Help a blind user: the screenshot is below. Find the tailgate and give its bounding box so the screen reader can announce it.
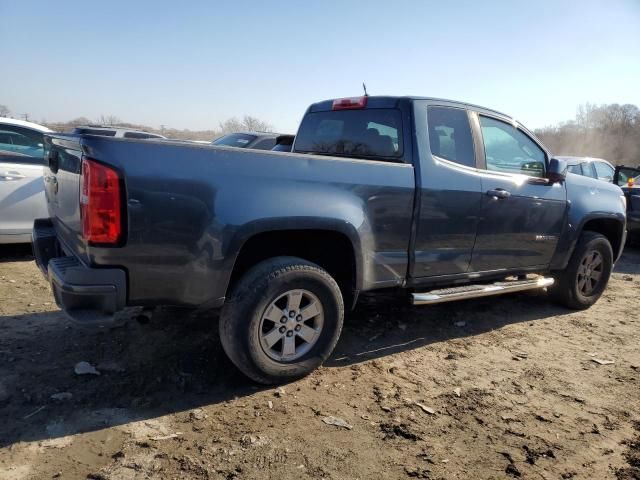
[42,134,88,262]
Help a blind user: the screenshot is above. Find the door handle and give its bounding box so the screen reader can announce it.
[486,188,511,199]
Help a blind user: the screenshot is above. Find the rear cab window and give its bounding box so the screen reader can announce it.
[251,138,277,150]
[212,133,257,148]
[294,107,403,161]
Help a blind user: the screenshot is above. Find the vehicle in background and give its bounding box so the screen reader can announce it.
[0,117,52,244]
[559,156,616,183]
[615,165,640,242]
[212,132,282,150]
[72,125,166,140]
[271,134,295,152]
[34,95,627,384]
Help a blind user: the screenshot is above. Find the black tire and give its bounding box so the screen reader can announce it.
[549,231,613,310]
[219,257,344,384]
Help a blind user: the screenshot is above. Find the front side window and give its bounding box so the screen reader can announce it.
[479,116,546,178]
[594,161,614,182]
[426,106,475,167]
[0,125,45,165]
[294,109,403,160]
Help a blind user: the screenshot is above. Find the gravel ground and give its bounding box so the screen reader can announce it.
[0,243,638,480]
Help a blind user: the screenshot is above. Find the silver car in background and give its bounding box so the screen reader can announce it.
[558,156,617,183]
[0,117,51,244]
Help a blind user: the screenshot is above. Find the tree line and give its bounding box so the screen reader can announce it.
[535,103,640,166]
[0,104,274,141]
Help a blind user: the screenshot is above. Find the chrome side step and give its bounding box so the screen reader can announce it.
[412,277,554,305]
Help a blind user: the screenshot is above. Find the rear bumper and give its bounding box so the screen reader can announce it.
[33,218,127,324]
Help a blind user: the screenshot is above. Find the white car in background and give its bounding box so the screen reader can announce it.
[0,117,52,244]
[558,156,617,183]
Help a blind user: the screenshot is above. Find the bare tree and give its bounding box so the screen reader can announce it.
[536,102,640,165]
[98,114,121,126]
[241,115,273,132]
[218,115,274,134]
[0,104,10,117]
[218,117,244,134]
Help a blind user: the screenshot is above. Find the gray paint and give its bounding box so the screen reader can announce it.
[41,96,627,310]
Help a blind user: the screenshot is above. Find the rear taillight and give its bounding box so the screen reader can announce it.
[80,157,122,245]
[332,96,367,110]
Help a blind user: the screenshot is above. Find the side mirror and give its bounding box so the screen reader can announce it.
[547,157,567,184]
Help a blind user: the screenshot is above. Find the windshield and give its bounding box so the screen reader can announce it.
[294,109,403,160]
[212,133,257,148]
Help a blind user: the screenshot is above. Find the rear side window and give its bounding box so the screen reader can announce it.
[212,133,257,148]
[568,164,582,175]
[568,162,596,178]
[594,161,614,182]
[479,116,546,178]
[294,109,403,160]
[0,125,45,165]
[426,106,475,167]
[581,162,597,178]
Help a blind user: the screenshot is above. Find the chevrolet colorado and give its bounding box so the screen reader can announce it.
[33,96,627,383]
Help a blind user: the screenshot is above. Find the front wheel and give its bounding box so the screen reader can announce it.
[549,231,613,310]
[219,257,344,384]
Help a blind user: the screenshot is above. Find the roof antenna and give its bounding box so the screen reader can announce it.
[362,82,368,97]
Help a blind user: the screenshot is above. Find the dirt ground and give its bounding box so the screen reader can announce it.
[0,244,638,480]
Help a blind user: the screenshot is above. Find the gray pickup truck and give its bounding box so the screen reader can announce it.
[33,95,627,383]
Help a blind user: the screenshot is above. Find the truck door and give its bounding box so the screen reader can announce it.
[470,114,567,271]
[411,103,483,277]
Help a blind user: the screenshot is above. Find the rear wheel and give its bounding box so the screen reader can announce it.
[219,257,344,384]
[549,231,613,310]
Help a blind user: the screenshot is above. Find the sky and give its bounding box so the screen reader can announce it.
[1,0,639,133]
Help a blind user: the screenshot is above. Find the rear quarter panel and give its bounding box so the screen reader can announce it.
[78,139,415,307]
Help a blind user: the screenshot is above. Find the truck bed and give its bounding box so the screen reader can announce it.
[42,134,415,308]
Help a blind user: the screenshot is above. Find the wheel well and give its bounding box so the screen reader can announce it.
[229,230,357,302]
[582,218,624,257]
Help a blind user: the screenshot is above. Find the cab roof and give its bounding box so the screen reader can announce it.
[308,96,511,119]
